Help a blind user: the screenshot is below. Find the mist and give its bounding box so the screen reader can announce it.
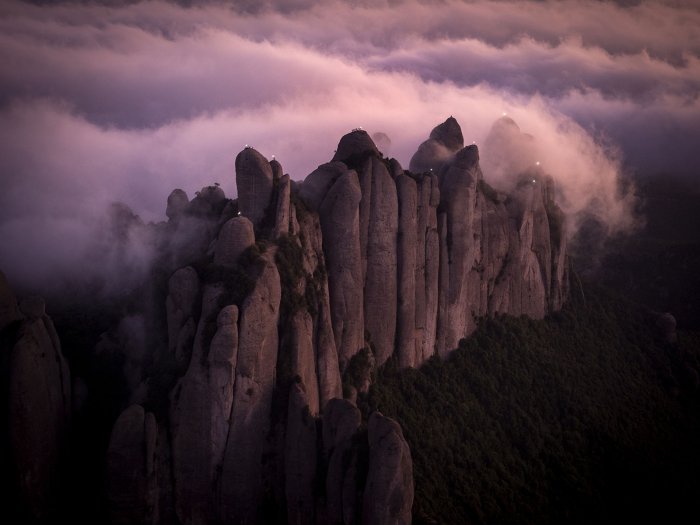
[1,0,696,293]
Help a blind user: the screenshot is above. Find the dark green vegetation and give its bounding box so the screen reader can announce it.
[588,175,700,330]
[369,285,700,525]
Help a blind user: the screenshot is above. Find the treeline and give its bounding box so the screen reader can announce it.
[369,285,700,524]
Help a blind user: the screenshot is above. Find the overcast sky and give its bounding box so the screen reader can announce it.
[1,0,698,291]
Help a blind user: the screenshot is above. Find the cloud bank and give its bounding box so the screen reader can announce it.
[0,0,697,292]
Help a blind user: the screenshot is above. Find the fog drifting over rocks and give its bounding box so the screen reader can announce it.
[1,0,697,293]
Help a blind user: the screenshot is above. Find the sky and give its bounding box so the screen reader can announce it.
[1,0,699,292]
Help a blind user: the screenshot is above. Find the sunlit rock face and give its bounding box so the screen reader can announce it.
[97,115,567,524]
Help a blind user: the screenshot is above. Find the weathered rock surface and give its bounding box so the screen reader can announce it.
[214,216,255,267]
[323,399,362,525]
[297,162,348,213]
[236,147,274,228]
[7,296,71,521]
[441,145,482,350]
[107,405,158,525]
[220,251,281,524]
[318,170,365,366]
[285,310,320,414]
[332,129,380,164]
[166,188,190,221]
[274,174,291,238]
[166,266,200,371]
[409,116,464,173]
[169,303,239,525]
[396,174,419,368]
[97,115,570,524]
[362,156,398,365]
[285,382,317,525]
[291,201,343,408]
[362,412,414,525]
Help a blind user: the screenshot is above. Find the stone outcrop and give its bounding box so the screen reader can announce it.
[166,188,190,221]
[166,267,200,372]
[274,174,291,238]
[2,278,71,522]
[236,147,274,228]
[98,114,569,525]
[362,412,414,525]
[284,382,317,525]
[220,251,281,524]
[168,302,239,525]
[107,405,158,525]
[409,116,464,173]
[318,169,365,366]
[214,216,255,267]
[323,399,362,525]
[361,156,398,365]
[396,174,419,368]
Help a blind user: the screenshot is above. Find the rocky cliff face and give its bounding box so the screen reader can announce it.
[0,272,71,522]
[4,115,567,523]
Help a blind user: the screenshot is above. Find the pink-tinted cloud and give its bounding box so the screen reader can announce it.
[0,0,695,292]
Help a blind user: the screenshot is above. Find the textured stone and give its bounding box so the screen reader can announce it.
[9,310,71,521]
[409,116,464,174]
[285,382,317,525]
[213,216,255,267]
[287,309,320,415]
[166,189,189,220]
[396,174,418,368]
[363,412,414,525]
[107,405,158,525]
[318,171,364,366]
[436,212,449,357]
[332,129,379,164]
[166,266,200,371]
[323,399,362,525]
[274,174,291,238]
[235,147,274,228]
[270,158,284,181]
[298,162,348,213]
[430,116,464,152]
[440,145,481,351]
[220,252,281,524]
[169,301,238,525]
[422,176,440,362]
[292,204,343,408]
[363,156,398,366]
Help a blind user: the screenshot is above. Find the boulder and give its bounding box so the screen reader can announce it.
[9,311,71,521]
[235,147,274,228]
[362,412,414,525]
[332,129,379,164]
[166,189,189,220]
[213,216,255,267]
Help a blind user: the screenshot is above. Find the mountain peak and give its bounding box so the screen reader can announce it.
[429,116,464,152]
[332,129,380,164]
